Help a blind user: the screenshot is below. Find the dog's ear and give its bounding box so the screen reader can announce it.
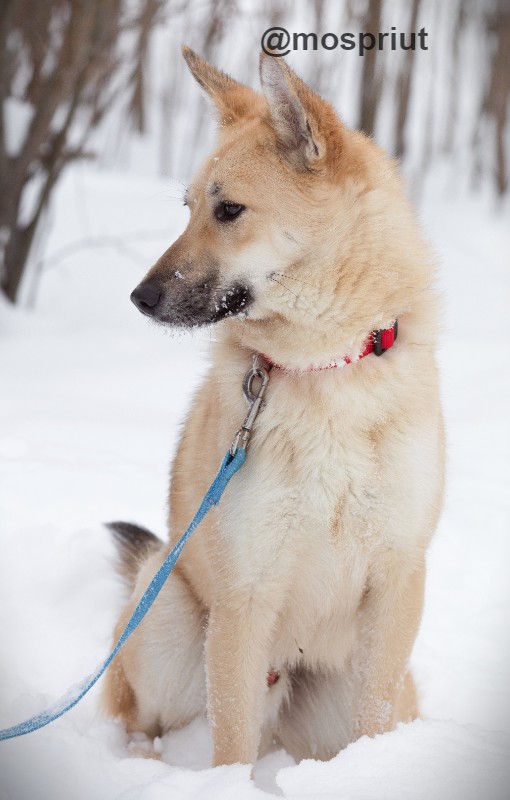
[182,46,260,126]
[259,54,327,169]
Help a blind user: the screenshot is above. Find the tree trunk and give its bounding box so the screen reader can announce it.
[358,0,383,136]
[394,0,421,159]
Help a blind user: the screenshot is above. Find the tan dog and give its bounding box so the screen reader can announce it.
[103,47,444,766]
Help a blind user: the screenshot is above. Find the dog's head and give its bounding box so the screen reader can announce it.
[132,48,433,366]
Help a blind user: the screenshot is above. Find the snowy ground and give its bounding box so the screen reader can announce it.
[0,162,509,799]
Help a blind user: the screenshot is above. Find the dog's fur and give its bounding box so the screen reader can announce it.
[103,48,444,766]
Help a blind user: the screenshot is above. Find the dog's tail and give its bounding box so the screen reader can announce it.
[106,521,162,588]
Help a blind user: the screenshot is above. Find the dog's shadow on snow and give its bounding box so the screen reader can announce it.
[127,716,296,795]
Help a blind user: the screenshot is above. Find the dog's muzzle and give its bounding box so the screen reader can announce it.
[130,275,253,327]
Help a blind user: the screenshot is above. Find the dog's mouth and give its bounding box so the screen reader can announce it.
[130,276,253,328]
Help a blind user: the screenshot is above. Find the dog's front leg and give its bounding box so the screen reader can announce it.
[206,592,280,766]
[353,559,425,740]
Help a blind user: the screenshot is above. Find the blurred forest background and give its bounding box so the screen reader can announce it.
[0,0,508,304]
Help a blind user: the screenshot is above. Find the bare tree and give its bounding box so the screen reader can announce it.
[393,0,421,159]
[478,0,510,195]
[129,0,167,134]
[0,0,162,304]
[443,0,466,153]
[357,0,383,136]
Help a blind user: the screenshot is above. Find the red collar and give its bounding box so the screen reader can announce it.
[262,320,398,372]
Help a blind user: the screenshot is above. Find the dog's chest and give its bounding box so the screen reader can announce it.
[219,390,379,668]
[257,378,382,535]
[221,378,381,602]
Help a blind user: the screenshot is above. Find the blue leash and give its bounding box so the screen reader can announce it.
[0,447,247,741]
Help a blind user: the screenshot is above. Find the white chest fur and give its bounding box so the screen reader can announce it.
[210,351,441,670]
[216,368,386,668]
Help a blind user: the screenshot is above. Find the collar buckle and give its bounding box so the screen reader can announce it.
[230,355,271,456]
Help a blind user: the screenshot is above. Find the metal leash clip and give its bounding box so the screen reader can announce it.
[230,354,271,456]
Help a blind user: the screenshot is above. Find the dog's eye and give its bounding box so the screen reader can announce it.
[215,202,245,222]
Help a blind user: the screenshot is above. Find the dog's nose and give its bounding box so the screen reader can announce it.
[130,281,161,315]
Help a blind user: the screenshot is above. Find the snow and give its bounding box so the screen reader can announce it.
[2,97,35,158]
[0,161,509,798]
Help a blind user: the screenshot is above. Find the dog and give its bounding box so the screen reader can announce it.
[102,46,444,767]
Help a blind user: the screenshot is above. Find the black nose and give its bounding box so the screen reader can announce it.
[130,281,161,315]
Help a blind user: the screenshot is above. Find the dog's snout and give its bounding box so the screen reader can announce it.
[130,281,161,315]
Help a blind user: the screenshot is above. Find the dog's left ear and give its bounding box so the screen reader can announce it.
[259,55,326,169]
[182,46,261,126]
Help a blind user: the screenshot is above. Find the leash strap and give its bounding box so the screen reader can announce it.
[0,447,247,741]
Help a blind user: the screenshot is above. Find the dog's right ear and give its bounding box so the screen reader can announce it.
[259,54,333,170]
[182,46,260,126]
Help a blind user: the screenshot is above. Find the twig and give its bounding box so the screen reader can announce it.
[27,229,171,308]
